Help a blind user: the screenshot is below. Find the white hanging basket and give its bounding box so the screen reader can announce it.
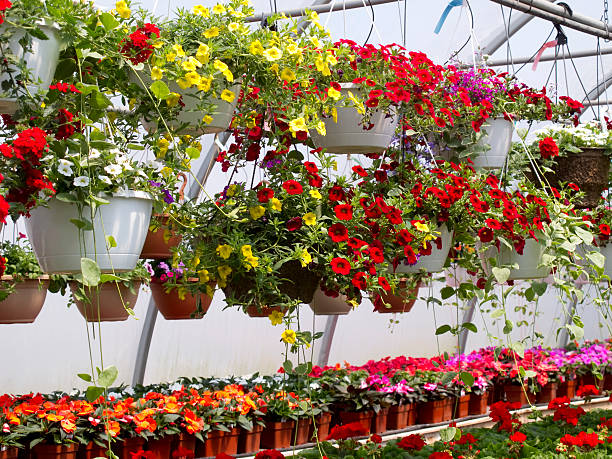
[309,287,352,315]
[470,117,514,169]
[131,72,239,136]
[481,239,549,280]
[0,24,61,114]
[25,191,152,273]
[392,225,453,274]
[310,83,398,154]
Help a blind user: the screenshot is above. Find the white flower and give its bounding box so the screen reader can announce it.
[104,164,122,176]
[73,176,90,187]
[122,162,134,171]
[88,149,101,159]
[58,163,73,177]
[99,175,112,185]
[144,159,163,171]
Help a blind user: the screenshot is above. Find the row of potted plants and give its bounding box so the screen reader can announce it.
[1,341,610,457]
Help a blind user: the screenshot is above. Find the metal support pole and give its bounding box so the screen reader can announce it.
[316,315,339,367]
[458,297,478,354]
[488,0,612,40]
[480,6,547,56]
[485,47,612,67]
[580,70,612,115]
[131,296,159,385]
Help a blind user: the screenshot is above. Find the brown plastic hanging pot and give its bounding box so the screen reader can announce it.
[0,275,49,324]
[151,279,214,320]
[377,280,420,314]
[70,281,141,322]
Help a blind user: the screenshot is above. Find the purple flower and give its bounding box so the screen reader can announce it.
[149,180,162,187]
[163,189,174,204]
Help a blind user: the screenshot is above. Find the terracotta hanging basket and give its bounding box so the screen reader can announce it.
[150,279,214,320]
[0,275,49,324]
[70,281,141,322]
[245,305,286,318]
[528,147,610,208]
[377,280,420,314]
[140,174,186,260]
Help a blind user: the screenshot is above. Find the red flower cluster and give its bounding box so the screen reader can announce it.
[489,401,522,433]
[560,431,603,449]
[538,136,559,159]
[0,0,11,24]
[576,384,600,398]
[120,23,160,64]
[253,451,285,459]
[326,422,369,440]
[397,433,426,451]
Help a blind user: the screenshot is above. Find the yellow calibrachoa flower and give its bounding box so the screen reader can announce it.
[300,249,312,267]
[268,310,284,326]
[249,40,264,55]
[181,57,201,72]
[249,205,265,219]
[218,265,232,279]
[216,244,233,259]
[281,329,297,344]
[303,213,316,226]
[285,42,300,55]
[309,189,322,199]
[228,22,240,32]
[226,184,237,196]
[263,47,282,62]
[270,198,282,211]
[184,71,201,86]
[115,0,130,18]
[198,269,210,283]
[327,87,341,100]
[157,138,170,157]
[310,36,321,49]
[213,60,229,72]
[196,44,210,63]
[289,117,307,133]
[347,91,365,115]
[315,121,326,136]
[315,57,330,76]
[212,3,226,14]
[241,245,253,257]
[280,68,296,82]
[176,78,190,90]
[197,76,212,92]
[150,66,163,80]
[413,221,430,233]
[244,255,259,270]
[172,44,186,58]
[166,92,181,107]
[222,69,234,82]
[332,106,338,123]
[220,89,235,103]
[203,26,220,38]
[165,52,177,62]
[192,5,210,16]
[202,115,213,124]
[326,52,338,65]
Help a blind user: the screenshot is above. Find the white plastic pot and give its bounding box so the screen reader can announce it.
[470,117,514,169]
[392,226,453,274]
[0,24,61,114]
[309,288,352,316]
[310,83,398,154]
[481,239,548,280]
[25,191,152,273]
[131,72,239,136]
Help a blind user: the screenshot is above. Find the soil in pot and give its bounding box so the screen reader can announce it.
[0,276,49,324]
[70,281,140,322]
[557,379,577,399]
[468,393,488,415]
[308,413,332,442]
[238,425,263,454]
[377,281,420,314]
[418,400,445,424]
[151,280,213,320]
[337,411,373,435]
[260,420,295,450]
[32,443,78,459]
[292,418,312,446]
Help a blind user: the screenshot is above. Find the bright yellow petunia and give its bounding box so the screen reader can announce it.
[326,52,338,65]
[216,244,233,259]
[192,5,210,16]
[309,189,322,199]
[220,89,235,103]
[212,4,226,14]
[263,47,282,62]
[166,92,181,107]
[150,66,163,80]
[303,213,316,226]
[315,121,326,136]
[198,269,210,283]
[218,265,232,279]
[241,245,253,257]
[197,76,212,92]
[327,87,341,100]
[228,22,240,32]
[281,329,297,344]
[226,184,237,196]
[244,255,259,270]
[280,68,296,82]
[268,310,284,326]
[202,115,213,124]
[213,60,229,73]
[176,78,190,90]
[270,198,282,211]
[196,44,210,64]
[184,71,201,86]
[249,40,264,56]
[115,1,130,18]
[289,117,307,133]
[300,249,312,267]
[249,205,265,219]
[165,52,177,62]
[203,27,220,38]
[222,69,234,82]
[172,44,186,57]
[285,42,300,55]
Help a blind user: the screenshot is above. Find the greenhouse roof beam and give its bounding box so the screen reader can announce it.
[480,6,546,56]
[489,0,612,40]
[246,0,402,23]
[485,46,612,67]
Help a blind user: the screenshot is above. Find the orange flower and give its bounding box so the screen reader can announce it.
[183,409,204,434]
[106,420,121,437]
[60,415,76,434]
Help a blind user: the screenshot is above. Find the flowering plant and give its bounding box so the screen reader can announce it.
[532,123,612,159]
[0,238,44,300]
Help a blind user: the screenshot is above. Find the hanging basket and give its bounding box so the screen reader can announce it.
[309,287,352,315]
[70,281,141,322]
[481,239,549,280]
[245,304,286,318]
[377,280,420,314]
[391,225,453,273]
[26,191,152,273]
[131,71,240,136]
[529,147,610,208]
[150,279,213,320]
[0,24,61,114]
[0,275,49,324]
[470,117,514,169]
[310,83,398,154]
[223,260,321,306]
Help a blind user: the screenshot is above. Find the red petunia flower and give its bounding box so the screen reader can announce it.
[282,180,303,195]
[509,431,526,443]
[254,450,285,459]
[352,165,368,177]
[576,384,599,398]
[377,276,391,291]
[303,161,318,174]
[328,185,345,201]
[538,136,559,159]
[478,227,494,243]
[328,223,349,242]
[257,187,274,203]
[330,257,351,275]
[334,204,353,221]
[351,271,368,290]
[396,434,426,451]
[286,217,302,231]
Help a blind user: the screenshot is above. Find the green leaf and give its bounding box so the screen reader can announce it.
[76,82,99,95]
[503,319,513,334]
[106,235,117,249]
[85,386,105,402]
[81,258,101,287]
[99,274,121,283]
[186,146,201,160]
[510,341,525,358]
[440,286,455,300]
[524,287,535,302]
[56,192,78,203]
[98,366,118,388]
[282,359,293,373]
[150,80,170,100]
[439,426,457,442]
[492,267,511,284]
[490,309,505,319]
[524,370,537,379]
[77,373,92,382]
[435,324,451,335]
[462,322,477,333]
[460,371,475,387]
[575,227,594,245]
[586,251,605,269]
[532,282,547,296]
[92,91,111,110]
[100,12,120,30]
[70,218,94,231]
